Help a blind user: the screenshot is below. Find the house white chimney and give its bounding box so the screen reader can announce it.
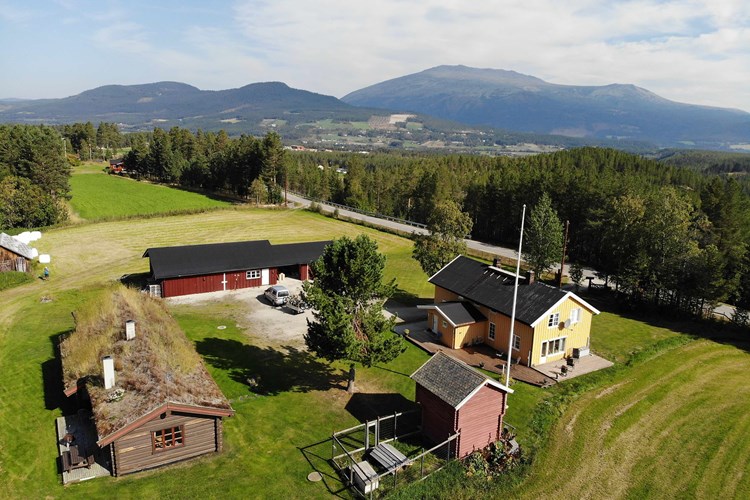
[102,356,116,389]
[125,320,136,341]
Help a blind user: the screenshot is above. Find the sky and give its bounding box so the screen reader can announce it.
[2,0,750,112]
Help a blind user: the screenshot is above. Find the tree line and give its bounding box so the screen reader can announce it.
[0,124,70,229]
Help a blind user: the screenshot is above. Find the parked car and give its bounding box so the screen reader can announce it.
[264,285,289,306]
[285,294,309,314]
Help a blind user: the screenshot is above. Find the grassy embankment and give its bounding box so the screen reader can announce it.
[1,169,747,498]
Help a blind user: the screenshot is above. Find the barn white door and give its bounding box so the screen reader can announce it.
[261,268,270,286]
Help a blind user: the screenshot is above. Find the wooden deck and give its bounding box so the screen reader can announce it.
[56,411,111,485]
[400,323,555,387]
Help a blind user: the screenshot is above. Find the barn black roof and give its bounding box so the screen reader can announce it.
[411,352,511,409]
[143,240,330,280]
[429,255,571,326]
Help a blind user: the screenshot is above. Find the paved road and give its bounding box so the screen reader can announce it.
[286,192,738,318]
[285,192,596,281]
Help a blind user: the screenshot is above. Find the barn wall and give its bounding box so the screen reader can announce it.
[0,247,28,272]
[456,385,506,458]
[416,384,457,447]
[112,411,220,475]
[161,270,269,298]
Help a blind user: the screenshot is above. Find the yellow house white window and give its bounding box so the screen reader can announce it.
[548,312,560,328]
[571,308,581,324]
[541,336,566,357]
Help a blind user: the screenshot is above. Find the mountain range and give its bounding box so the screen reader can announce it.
[343,65,750,149]
[2,65,750,150]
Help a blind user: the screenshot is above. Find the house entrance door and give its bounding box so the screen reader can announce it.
[432,314,438,333]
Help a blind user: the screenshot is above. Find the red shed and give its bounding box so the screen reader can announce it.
[143,240,329,298]
[411,352,512,458]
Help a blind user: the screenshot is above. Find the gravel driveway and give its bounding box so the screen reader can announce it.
[166,278,313,348]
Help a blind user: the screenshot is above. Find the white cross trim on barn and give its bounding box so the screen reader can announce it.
[221,273,227,291]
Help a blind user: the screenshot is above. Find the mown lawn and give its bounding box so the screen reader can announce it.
[68,173,230,220]
[2,177,748,499]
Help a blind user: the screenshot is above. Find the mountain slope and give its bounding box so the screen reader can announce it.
[343,65,750,147]
[0,81,370,131]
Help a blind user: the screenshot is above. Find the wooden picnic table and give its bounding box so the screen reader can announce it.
[369,443,409,473]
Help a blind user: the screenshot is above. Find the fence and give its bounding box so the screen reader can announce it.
[331,410,459,498]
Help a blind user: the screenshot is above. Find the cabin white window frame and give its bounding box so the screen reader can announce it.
[488,322,496,341]
[512,334,521,351]
[246,269,261,280]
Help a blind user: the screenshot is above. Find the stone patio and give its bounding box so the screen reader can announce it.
[532,353,614,381]
[56,411,111,485]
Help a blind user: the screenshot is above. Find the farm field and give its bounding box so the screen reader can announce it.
[68,172,230,220]
[1,173,748,498]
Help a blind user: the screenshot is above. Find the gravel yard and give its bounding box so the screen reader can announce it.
[166,278,312,348]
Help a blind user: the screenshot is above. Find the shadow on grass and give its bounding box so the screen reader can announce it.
[298,438,350,498]
[390,289,432,308]
[345,393,419,423]
[119,272,150,289]
[195,337,345,395]
[43,332,78,414]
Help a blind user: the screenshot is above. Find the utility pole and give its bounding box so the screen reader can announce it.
[559,220,570,288]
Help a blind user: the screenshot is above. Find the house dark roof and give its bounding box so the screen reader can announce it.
[0,233,34,260]
[143,240,330,280]
[411,352,510,409]
[429,255,572,326]
[434,302,486,326]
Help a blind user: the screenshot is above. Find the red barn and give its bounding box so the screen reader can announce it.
[411,351,512,458]
[143,240,329,298]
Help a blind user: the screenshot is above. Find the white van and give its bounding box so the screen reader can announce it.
[264,285,289,306]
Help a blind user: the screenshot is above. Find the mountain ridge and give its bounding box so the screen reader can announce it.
[342,65,750,147]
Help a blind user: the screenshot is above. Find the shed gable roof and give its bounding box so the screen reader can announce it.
[143,240,330,280]
[411,352,511,409]
[418,301,486,327]
[429,255,597,325]
[0,233,34,260]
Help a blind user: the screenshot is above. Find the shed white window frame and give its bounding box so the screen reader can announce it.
[246,269,261,280]
[548,312,560,328]
[512,334,521,351]
[488,322,496,340]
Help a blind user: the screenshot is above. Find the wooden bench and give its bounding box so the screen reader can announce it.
[369,443,409,473]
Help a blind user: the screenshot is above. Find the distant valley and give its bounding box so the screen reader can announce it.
[3,66,750,151]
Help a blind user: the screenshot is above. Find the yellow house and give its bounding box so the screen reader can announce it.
[419,255,599,367]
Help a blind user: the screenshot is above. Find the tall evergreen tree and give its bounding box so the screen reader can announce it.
[412,200,473,276]
[524,192,564,278]
[303,235,404,392]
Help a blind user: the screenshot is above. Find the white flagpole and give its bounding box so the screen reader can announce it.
[505,204,526,388]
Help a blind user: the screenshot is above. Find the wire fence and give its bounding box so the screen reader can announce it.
[331,410,459,498]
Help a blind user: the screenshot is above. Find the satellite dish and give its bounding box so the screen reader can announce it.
[563,319,572,329]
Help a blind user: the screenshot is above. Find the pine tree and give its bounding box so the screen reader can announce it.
[303,235,404,392]
[413,200,473,276]
[524,192,564,278]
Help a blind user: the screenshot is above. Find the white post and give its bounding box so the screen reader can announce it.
[125,320,136,340]
[505,204,526,388]
[102,356,116,389]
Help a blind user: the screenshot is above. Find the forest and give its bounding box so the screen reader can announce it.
[3,123,750,320]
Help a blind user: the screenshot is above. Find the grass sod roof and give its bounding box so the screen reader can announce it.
[59,285,232,440]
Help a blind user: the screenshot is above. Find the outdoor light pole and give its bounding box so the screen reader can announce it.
[505,204,526,388]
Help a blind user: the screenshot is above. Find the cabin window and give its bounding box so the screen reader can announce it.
[548,312,560,328]
[571,308,581,324]
[246,269,261,280]
[488,322,496,340]
[512,334,521,351]
[152,425,184,452]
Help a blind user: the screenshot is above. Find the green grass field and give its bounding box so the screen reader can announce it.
[1,175,748,499]
[68,173,230,220]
